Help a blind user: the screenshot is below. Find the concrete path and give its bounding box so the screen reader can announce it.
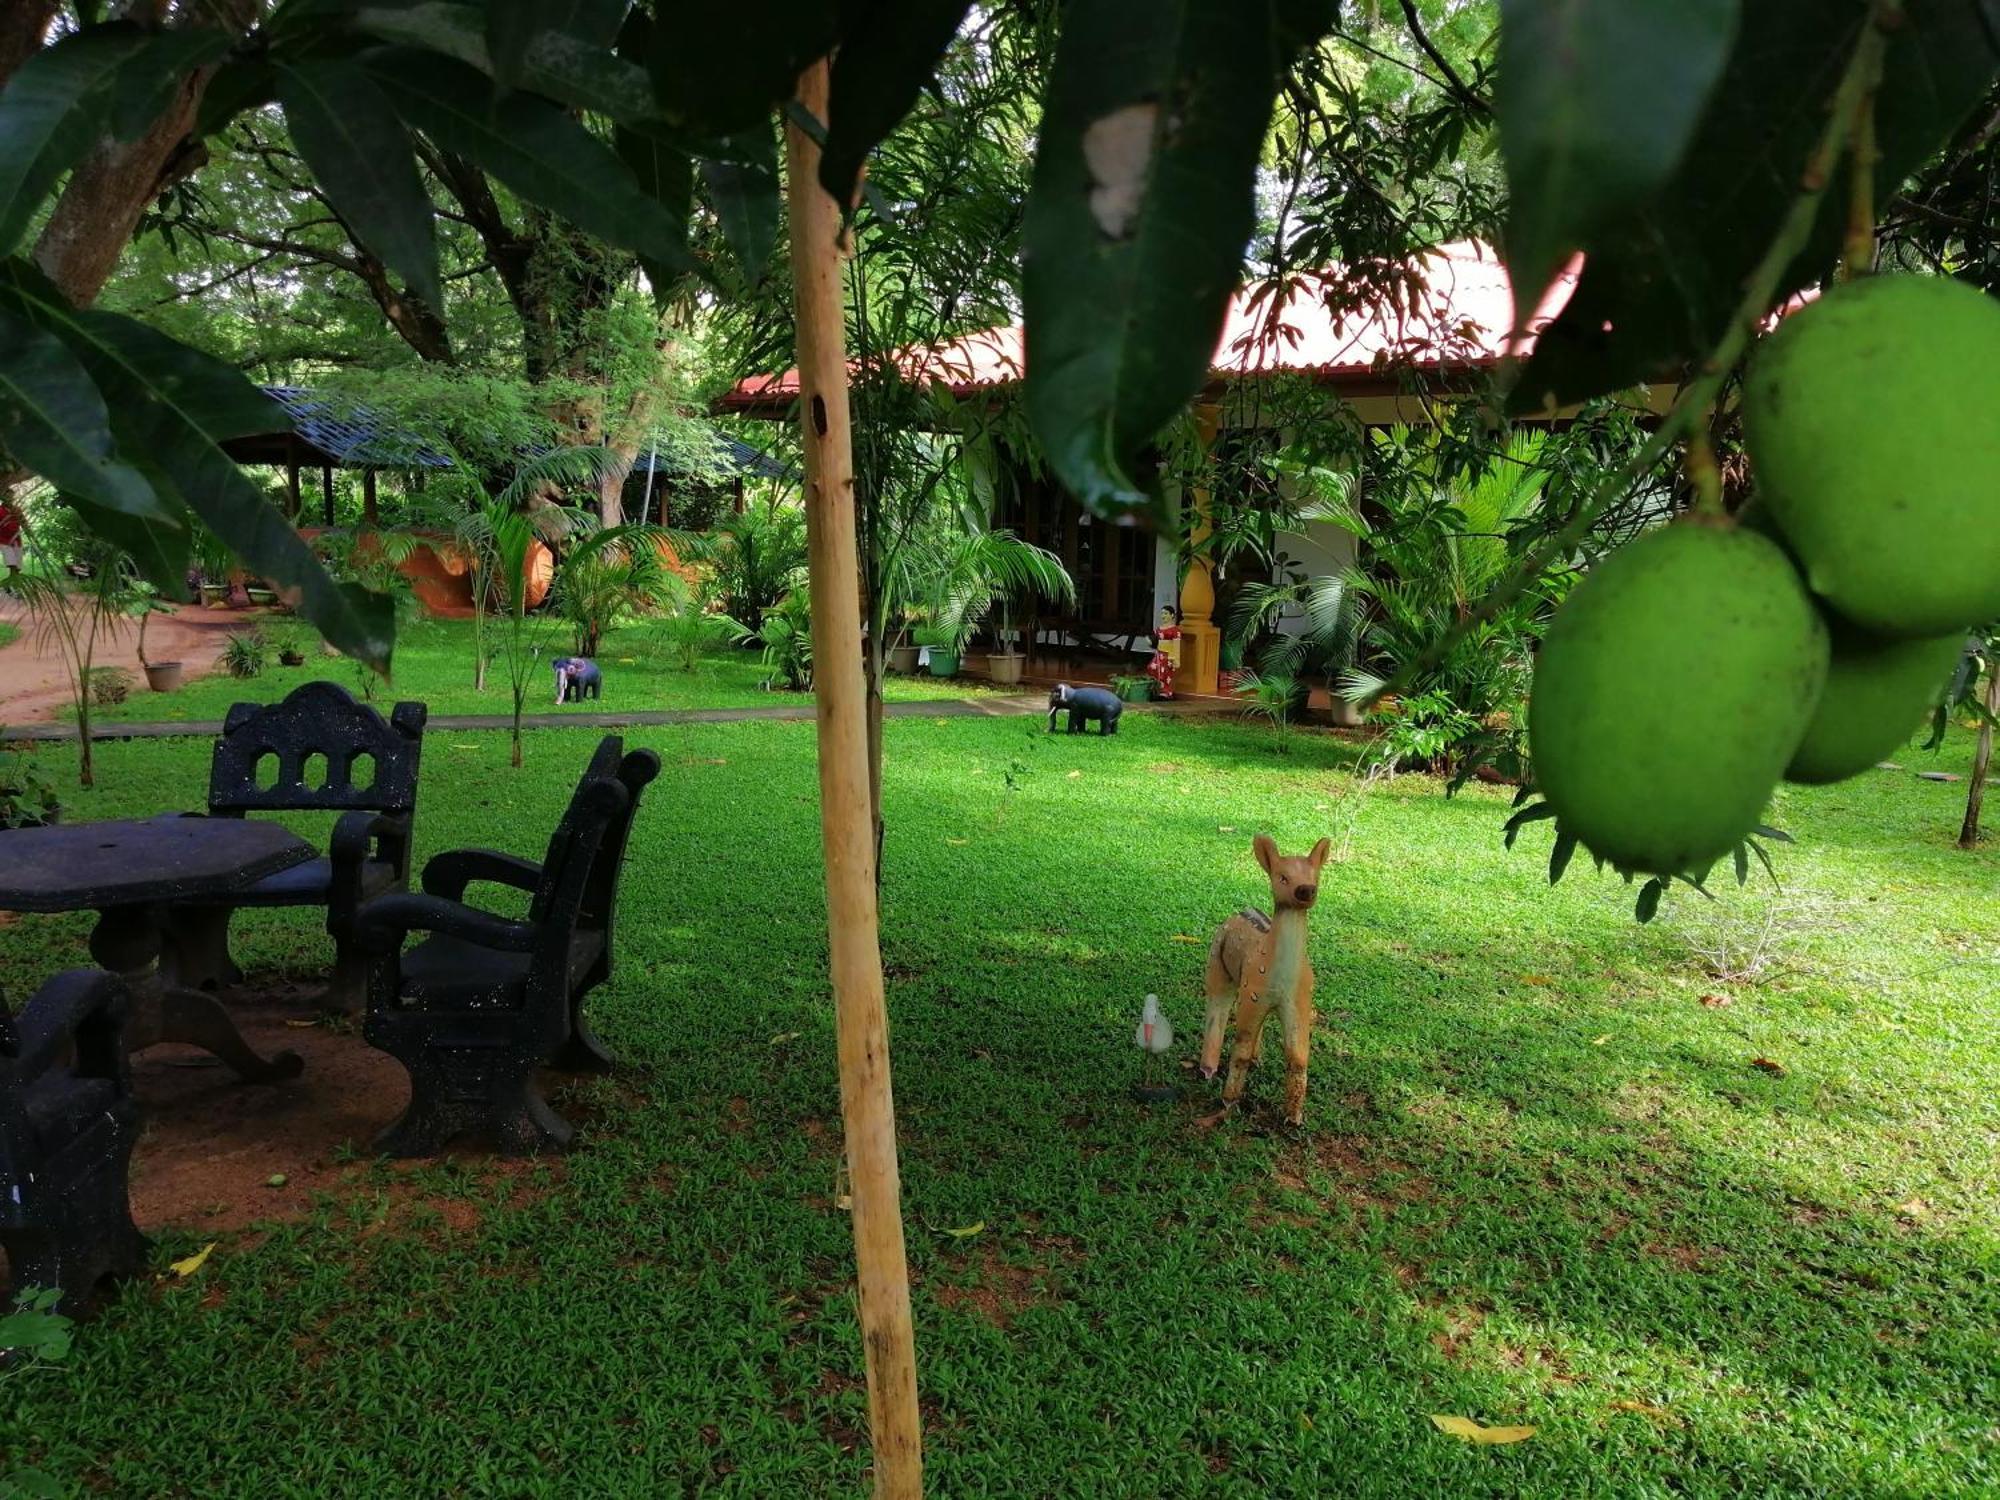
[2,691,1234,743]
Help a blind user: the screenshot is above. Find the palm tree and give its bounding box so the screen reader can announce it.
[918,524,1075,659]
[2,534,137,788]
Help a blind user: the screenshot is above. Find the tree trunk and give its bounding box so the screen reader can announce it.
[33,3,258,307]
[785,60,924,1500]
[1960,659,1997,848]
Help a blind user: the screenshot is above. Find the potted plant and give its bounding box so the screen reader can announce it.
[1112,673,1155,703]
[0,749,60,829]
[912,624,958,677]
[269,622,309,667]
[127,582,183,692]
[885,629,921,675]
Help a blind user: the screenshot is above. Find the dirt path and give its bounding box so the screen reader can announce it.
[0,597,253,726]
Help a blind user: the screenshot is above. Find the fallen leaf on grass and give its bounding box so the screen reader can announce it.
[1519,974,1553,987]
[450,743,482,750]
[1609,1400,1677,1423]
[1699,994,1732,1008]
[1749,1057,1787,1077]
[934,1221,985,1239]
[1429,1415,1535,1444]
[945,837,969,846]
[768,1031,801,1047]
[265,1174,288,1188]
[1894,1197,1931,1221]
[1171,934,1205,944]
[1591,1035,1612,1046]
[169,1243,217,1278]
[1217,825,1236,834]
[1066,770,1083,780]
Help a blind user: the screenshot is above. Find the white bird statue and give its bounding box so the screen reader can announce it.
[1134,993,1174,1054]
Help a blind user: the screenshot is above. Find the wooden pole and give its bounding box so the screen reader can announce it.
[784,59,924,1498]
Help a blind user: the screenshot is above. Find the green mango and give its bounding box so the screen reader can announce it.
[1745,276,2000,638]
[1785,622,1965,784]
[1529,523,1828,875]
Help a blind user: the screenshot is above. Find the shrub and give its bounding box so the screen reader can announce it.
[85,665,132,705]
[222,629,267,679]
[0,749,60,829]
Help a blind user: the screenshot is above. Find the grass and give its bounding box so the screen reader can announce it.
[87,615,1008,722]
[2,714,1996,1496]
[0,622,18,652]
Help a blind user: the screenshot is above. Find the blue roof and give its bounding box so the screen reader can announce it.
[255,387,793,482]
[260,386,453,469]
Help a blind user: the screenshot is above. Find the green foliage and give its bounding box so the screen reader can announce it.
[274,59,443,318]
[1234,666,1302,752]
[678,505,808,630]
[0,749,60,830]
[1514,0,2000,410]
[221,629,267,680]
[914,525,1073,658]
[1497,0,1739,329]
[83,664,131,705]
[1,1285,72,1500]
[653,592,752,673]
[552,524,685,658]
[757,586,814,692]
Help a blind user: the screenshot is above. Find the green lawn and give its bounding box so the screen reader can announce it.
[89,615,1009,722]
[0,621,18,652]
[3,715,1996,1496]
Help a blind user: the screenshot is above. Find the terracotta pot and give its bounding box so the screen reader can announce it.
[887,644,920,675]
[143,661,185,692]
[983,651,1025,686]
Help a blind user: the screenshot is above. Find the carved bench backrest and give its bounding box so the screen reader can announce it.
[523,739,633,991]
[208,681,427,818]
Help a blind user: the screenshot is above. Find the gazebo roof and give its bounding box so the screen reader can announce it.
[222,387,794,481]
[719,241,1580,416]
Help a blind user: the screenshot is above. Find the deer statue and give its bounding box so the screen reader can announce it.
[1199,834,1329,1126]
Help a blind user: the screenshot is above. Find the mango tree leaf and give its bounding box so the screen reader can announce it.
[64,490,191,593]
[487,0,626,90]
[1429,1415,1537,1445]
[105,28,231,141]
[0,25,153,254]
[615,125,694,297]
[647,1,836,136]
[278,60,444,317]
[0,307,164,518]
[367,50,694,276]
[195,59,277,138]
[1497,0,1738,333]
[359,2,664,122]
[1517,0,2000,411]
[0,262,395,670]
[700,130,781,286]
[1022,0,1336,518]
[818,0,974,211]
[167,1242,217,1278]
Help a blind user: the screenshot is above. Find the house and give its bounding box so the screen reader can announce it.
[721,242,1632,693]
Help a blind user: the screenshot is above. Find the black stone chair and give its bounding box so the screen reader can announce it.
[0,970,145,1312]
[356,737,661,1157]
[162,681,426,1011]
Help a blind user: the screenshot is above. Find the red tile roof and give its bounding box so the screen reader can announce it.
[719,241,1579,414]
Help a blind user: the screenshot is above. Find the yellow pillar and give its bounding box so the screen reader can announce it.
[1176,404,1223,696]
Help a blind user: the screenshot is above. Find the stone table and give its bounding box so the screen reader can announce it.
[0,816,314,1081]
